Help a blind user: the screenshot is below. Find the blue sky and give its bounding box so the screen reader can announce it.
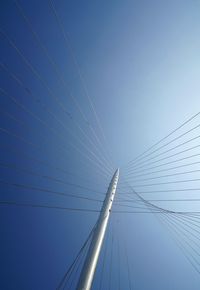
[1,0,200,289]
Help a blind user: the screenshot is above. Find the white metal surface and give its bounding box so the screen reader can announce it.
[76,168,119,290]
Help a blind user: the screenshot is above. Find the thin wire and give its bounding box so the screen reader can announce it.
[126,168,200,183]
[113,204,156,211]
[125,177,200,188]
[169,214,200,239]
[0,87,112,176]
[117,188,200,195]
[0,121,111,178]
[0,156,106,188]
[0,54,111,171]
[126,135,200,172]
[0,142,110,183]
[126,121,200,169]
[0,108,110,181]
[158,214,200,275]
[120,175,171,214]
[163,214,200,262]
[65,234,91,290]
[125,111,200,167]
[0,179,105,200]
[113,210,200,214]
[125,243,132,290]
[56,222,96,290]
[125,160,200,179]
[116,198,200,203]
[170,218,200,251]
[0,162,105,196]
[178,214,200,223]
[120,175,200,275]
[0,200,100,213]
[124,151,200,176]
[0,30,113,175]
[173,216,200,244]
[47,0,114,167]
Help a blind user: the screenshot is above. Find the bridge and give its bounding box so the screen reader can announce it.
[1,1,200,290]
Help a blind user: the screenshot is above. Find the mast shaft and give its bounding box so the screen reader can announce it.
[76,168,119,290]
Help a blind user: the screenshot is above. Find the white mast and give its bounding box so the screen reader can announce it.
[76,168,119,290]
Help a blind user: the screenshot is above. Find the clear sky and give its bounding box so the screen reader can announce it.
[1,0,200,289]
